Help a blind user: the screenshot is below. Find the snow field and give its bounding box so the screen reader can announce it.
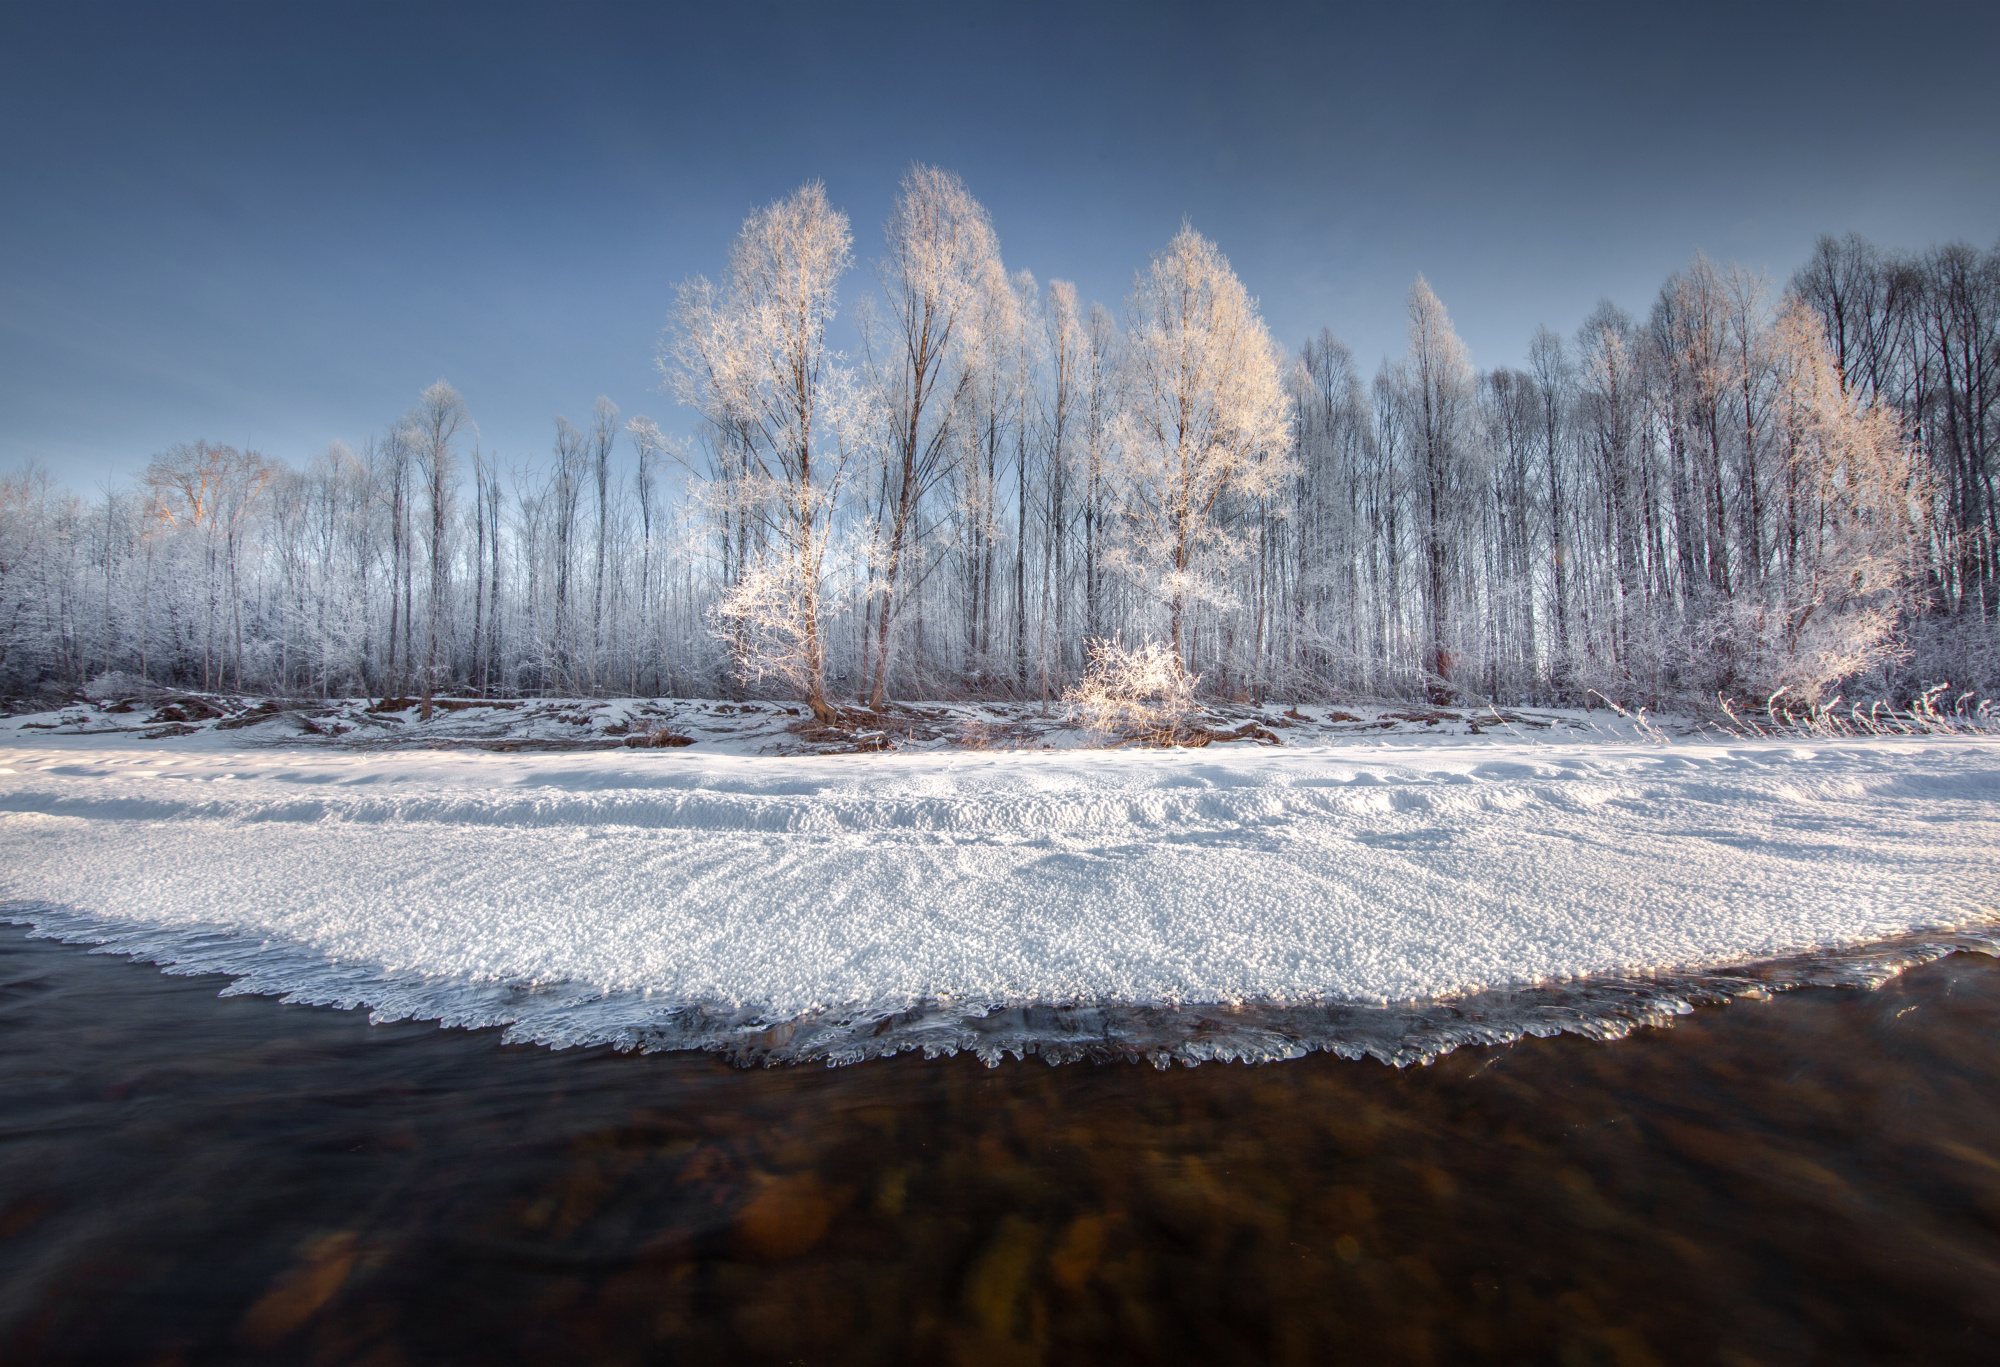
[1,732,1994,1060]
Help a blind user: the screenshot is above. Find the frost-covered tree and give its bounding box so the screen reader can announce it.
[1529,324,1575,691]
[950,257,1029,684]
[1108,225,1290,663]
[666,182,859,722]
[1038,278,1087,695]
[587,395,618,690]
[1734,298,1929,701]
[1572,299,1652,696]
[3,191,1990,716]
[142,441,271,692]
[861,165,997,709]
[410,380,465,717]
[1392,277,1479,697]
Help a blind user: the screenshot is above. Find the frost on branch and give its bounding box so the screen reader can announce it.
[1064,637,1283,747]
[666,182,858,724]
[710,546,851,714]
[1109,226,1292,661]
[1063,637,1204,746]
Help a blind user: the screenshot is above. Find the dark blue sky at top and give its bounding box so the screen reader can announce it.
[4,0,1997,487]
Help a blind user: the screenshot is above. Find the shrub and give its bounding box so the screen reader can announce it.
[1063,638,1203,746]
[83,671,157,701]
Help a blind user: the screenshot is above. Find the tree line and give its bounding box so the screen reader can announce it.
[3,168,1994,712]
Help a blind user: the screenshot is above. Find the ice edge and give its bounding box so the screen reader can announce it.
[7,900,1996,1071]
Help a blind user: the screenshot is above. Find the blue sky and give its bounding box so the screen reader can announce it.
[4,0,1997,486]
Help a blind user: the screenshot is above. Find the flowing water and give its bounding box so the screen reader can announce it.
[4,925,2000,1365]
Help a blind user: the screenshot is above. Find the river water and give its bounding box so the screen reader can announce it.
[3,926,1998,1365]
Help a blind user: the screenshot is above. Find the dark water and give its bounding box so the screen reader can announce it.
[3,929,1999,1366]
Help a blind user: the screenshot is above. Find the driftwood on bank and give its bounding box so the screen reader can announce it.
[1112,720,1283,748]
[367,697,521,714]
[623,730,695,748]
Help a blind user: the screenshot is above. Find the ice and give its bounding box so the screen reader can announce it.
[1,730,1994,1066]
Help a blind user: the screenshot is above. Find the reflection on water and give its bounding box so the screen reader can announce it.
[3,928,1999,1365]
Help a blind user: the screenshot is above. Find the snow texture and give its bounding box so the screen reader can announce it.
[2,724,1995,1066]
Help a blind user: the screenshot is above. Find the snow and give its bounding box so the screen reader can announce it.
[1,717,1994,1065]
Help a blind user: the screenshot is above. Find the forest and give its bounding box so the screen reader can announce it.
[2,168,1995,716]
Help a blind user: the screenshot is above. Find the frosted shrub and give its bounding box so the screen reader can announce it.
[1064,638,1202,746]
[83,671,155,701]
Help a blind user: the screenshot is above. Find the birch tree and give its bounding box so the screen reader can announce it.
[863,165,996,709]
[1109,225,1290,663]
[667,181,858,722]
[411,380,466,717]
[1395,276,1478,698]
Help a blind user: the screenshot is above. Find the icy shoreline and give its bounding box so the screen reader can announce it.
[6,905,1998,1068]
[2,729,1994,1066]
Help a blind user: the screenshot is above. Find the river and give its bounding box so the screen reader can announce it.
[3,926,1997,1364]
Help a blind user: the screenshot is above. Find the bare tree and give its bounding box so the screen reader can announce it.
[1392,278,1479,698]
[410,380,467,718]
[1040,278,1085,696]
[549,415,586,690]
[1528,325,1574,695]
[143,441,271,692]
[627,414,668,694]
[589,396,617,688]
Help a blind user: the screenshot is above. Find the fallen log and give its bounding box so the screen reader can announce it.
[624,730,695,748]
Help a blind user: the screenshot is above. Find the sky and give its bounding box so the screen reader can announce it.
[4,0,1998,488]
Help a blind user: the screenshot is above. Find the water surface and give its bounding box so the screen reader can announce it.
[3,927,1998,1365]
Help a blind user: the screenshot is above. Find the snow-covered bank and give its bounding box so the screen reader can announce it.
[2,732,1995,1065]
